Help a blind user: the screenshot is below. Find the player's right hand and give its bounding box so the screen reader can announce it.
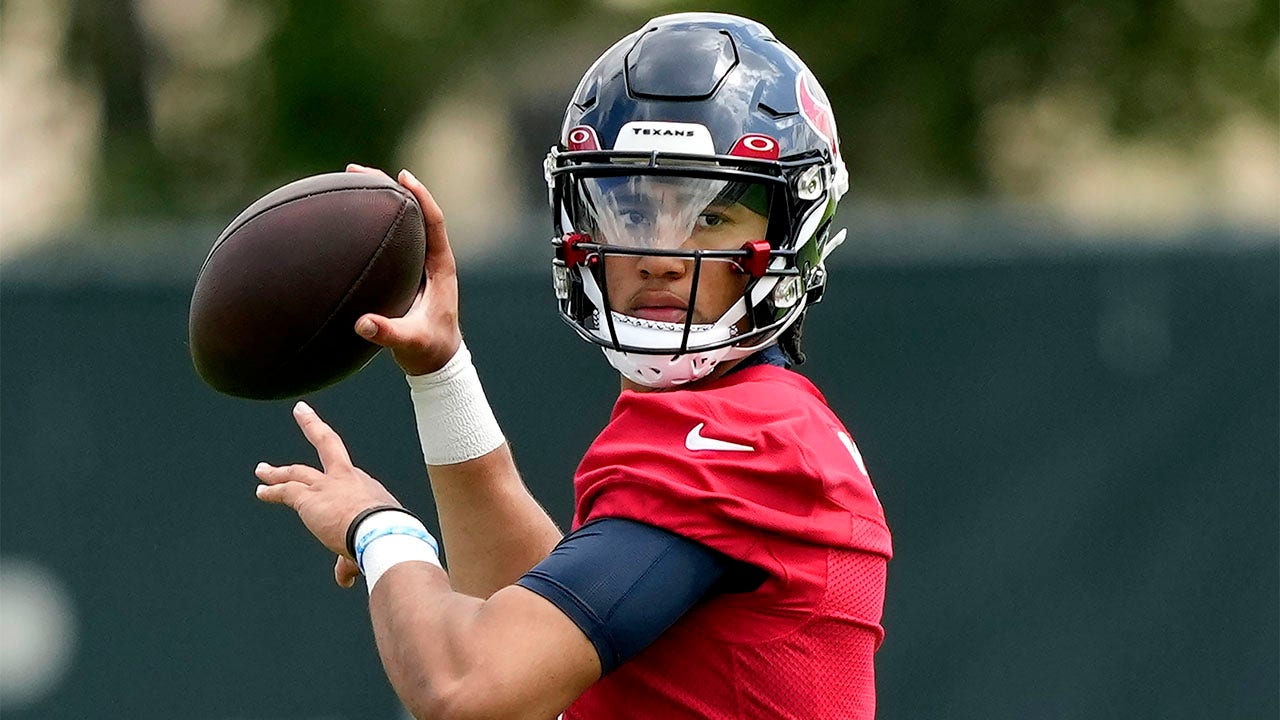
[255,401,402,560]
[345,164,463,376]
[334,553,360,589]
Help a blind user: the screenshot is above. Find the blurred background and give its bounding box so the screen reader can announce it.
[1,0,1276,718]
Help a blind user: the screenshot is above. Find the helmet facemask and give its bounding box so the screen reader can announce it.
[550,155,826,387]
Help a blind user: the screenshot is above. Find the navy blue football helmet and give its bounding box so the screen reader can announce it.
[546,12,848,387]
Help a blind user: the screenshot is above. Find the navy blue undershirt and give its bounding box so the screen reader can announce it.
[731,343,790,373]
[516,518,765,674]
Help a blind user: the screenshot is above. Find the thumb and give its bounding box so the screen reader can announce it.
[354,314,411,348]
[335,554,361,588]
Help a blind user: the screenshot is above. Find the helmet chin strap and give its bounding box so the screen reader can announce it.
[601,303,806,388]
[600,313,737,387]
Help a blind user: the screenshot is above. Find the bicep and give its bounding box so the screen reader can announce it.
[468,585,603,717]
[516,518,765,674]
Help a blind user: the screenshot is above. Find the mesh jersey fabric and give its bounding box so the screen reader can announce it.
[564,364,892,719]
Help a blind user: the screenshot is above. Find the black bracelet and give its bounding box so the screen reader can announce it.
[344,505,419,560]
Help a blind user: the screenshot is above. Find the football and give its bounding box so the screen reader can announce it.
[189,172,425,400]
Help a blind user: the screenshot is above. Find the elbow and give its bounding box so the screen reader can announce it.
[393,672,459,720]
[404,691,456,720]
[402,681,461,720]
[404,678,521,720]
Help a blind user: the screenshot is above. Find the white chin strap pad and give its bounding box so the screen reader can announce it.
[598,312,743,388]
[602,347,724,387]
[579,267,751,388]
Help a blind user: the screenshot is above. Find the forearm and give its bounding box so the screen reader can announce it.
[427,444,562,598]
[407,341,563,597]
[369,564,482,718]
[369,564,595,720]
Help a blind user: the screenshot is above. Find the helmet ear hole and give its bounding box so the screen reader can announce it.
[795,166,825,201]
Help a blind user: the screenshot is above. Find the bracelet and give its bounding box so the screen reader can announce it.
[406,341,505,465]
[345,504,407,560]
[351,508,443,594]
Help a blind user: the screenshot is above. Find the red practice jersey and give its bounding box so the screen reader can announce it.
[564,364,892,719]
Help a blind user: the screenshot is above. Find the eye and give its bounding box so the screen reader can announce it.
[696,212,728,229]
[620,209,650,228]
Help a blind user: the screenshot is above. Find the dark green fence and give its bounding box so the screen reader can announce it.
[2,243,1276,718]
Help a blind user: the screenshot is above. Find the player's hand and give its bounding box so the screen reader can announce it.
[255,401,402,562]
[345,164,463,376]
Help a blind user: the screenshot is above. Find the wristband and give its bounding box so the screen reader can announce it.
[345,504,406,560]
[355,525,439,568]
[406,341,505,465]
[351,507,442,594]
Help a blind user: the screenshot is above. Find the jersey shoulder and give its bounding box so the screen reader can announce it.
[574,365,890,559]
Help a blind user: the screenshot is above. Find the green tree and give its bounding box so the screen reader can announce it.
[63,0,1278,216]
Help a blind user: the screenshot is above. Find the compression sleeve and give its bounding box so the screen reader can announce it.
[515,517,762,674]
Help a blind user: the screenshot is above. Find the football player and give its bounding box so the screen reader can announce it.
[255,12,891,719]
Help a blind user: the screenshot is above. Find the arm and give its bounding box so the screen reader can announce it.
[424,444,563,598]
[257,403,598,719]
[371,569,599,720]
[256,406,751,717]
[370,518,754,717]
[344,166,561,597]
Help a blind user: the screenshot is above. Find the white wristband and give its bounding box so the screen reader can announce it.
[353,509,442,595]
[407,341,505,465]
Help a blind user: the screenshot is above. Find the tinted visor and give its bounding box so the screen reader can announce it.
[572,175,770,251]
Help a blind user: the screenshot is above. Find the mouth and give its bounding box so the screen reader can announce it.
[629,291,690,323]
[631,306,688,323]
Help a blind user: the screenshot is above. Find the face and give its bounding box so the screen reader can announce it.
[602,205,765,326]
[582,176,770,326]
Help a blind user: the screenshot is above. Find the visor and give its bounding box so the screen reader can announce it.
[572,175,771,251]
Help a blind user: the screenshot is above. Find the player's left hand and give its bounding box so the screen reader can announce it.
[255,402,402,573]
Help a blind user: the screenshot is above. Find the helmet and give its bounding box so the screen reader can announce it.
[546,12,848,387]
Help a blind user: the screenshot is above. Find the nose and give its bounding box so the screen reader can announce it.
[636,252,686,279]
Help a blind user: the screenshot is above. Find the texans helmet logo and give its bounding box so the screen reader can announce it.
[797,72,839,162]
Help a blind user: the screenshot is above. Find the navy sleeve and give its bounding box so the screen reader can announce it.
[515,517,764,674]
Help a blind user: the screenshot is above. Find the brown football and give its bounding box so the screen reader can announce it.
[189,172,425,400]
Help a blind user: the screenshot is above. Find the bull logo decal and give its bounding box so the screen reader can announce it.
[797,72,839,162]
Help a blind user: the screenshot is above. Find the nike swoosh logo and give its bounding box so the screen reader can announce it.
[685,423,755,452]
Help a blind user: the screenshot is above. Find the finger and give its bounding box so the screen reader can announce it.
[255,461,323,486]
[255,480,305,507]
[292,402,353,471]
[345,163,397,184]
[334,554,360,588]
[397,169,456,278]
